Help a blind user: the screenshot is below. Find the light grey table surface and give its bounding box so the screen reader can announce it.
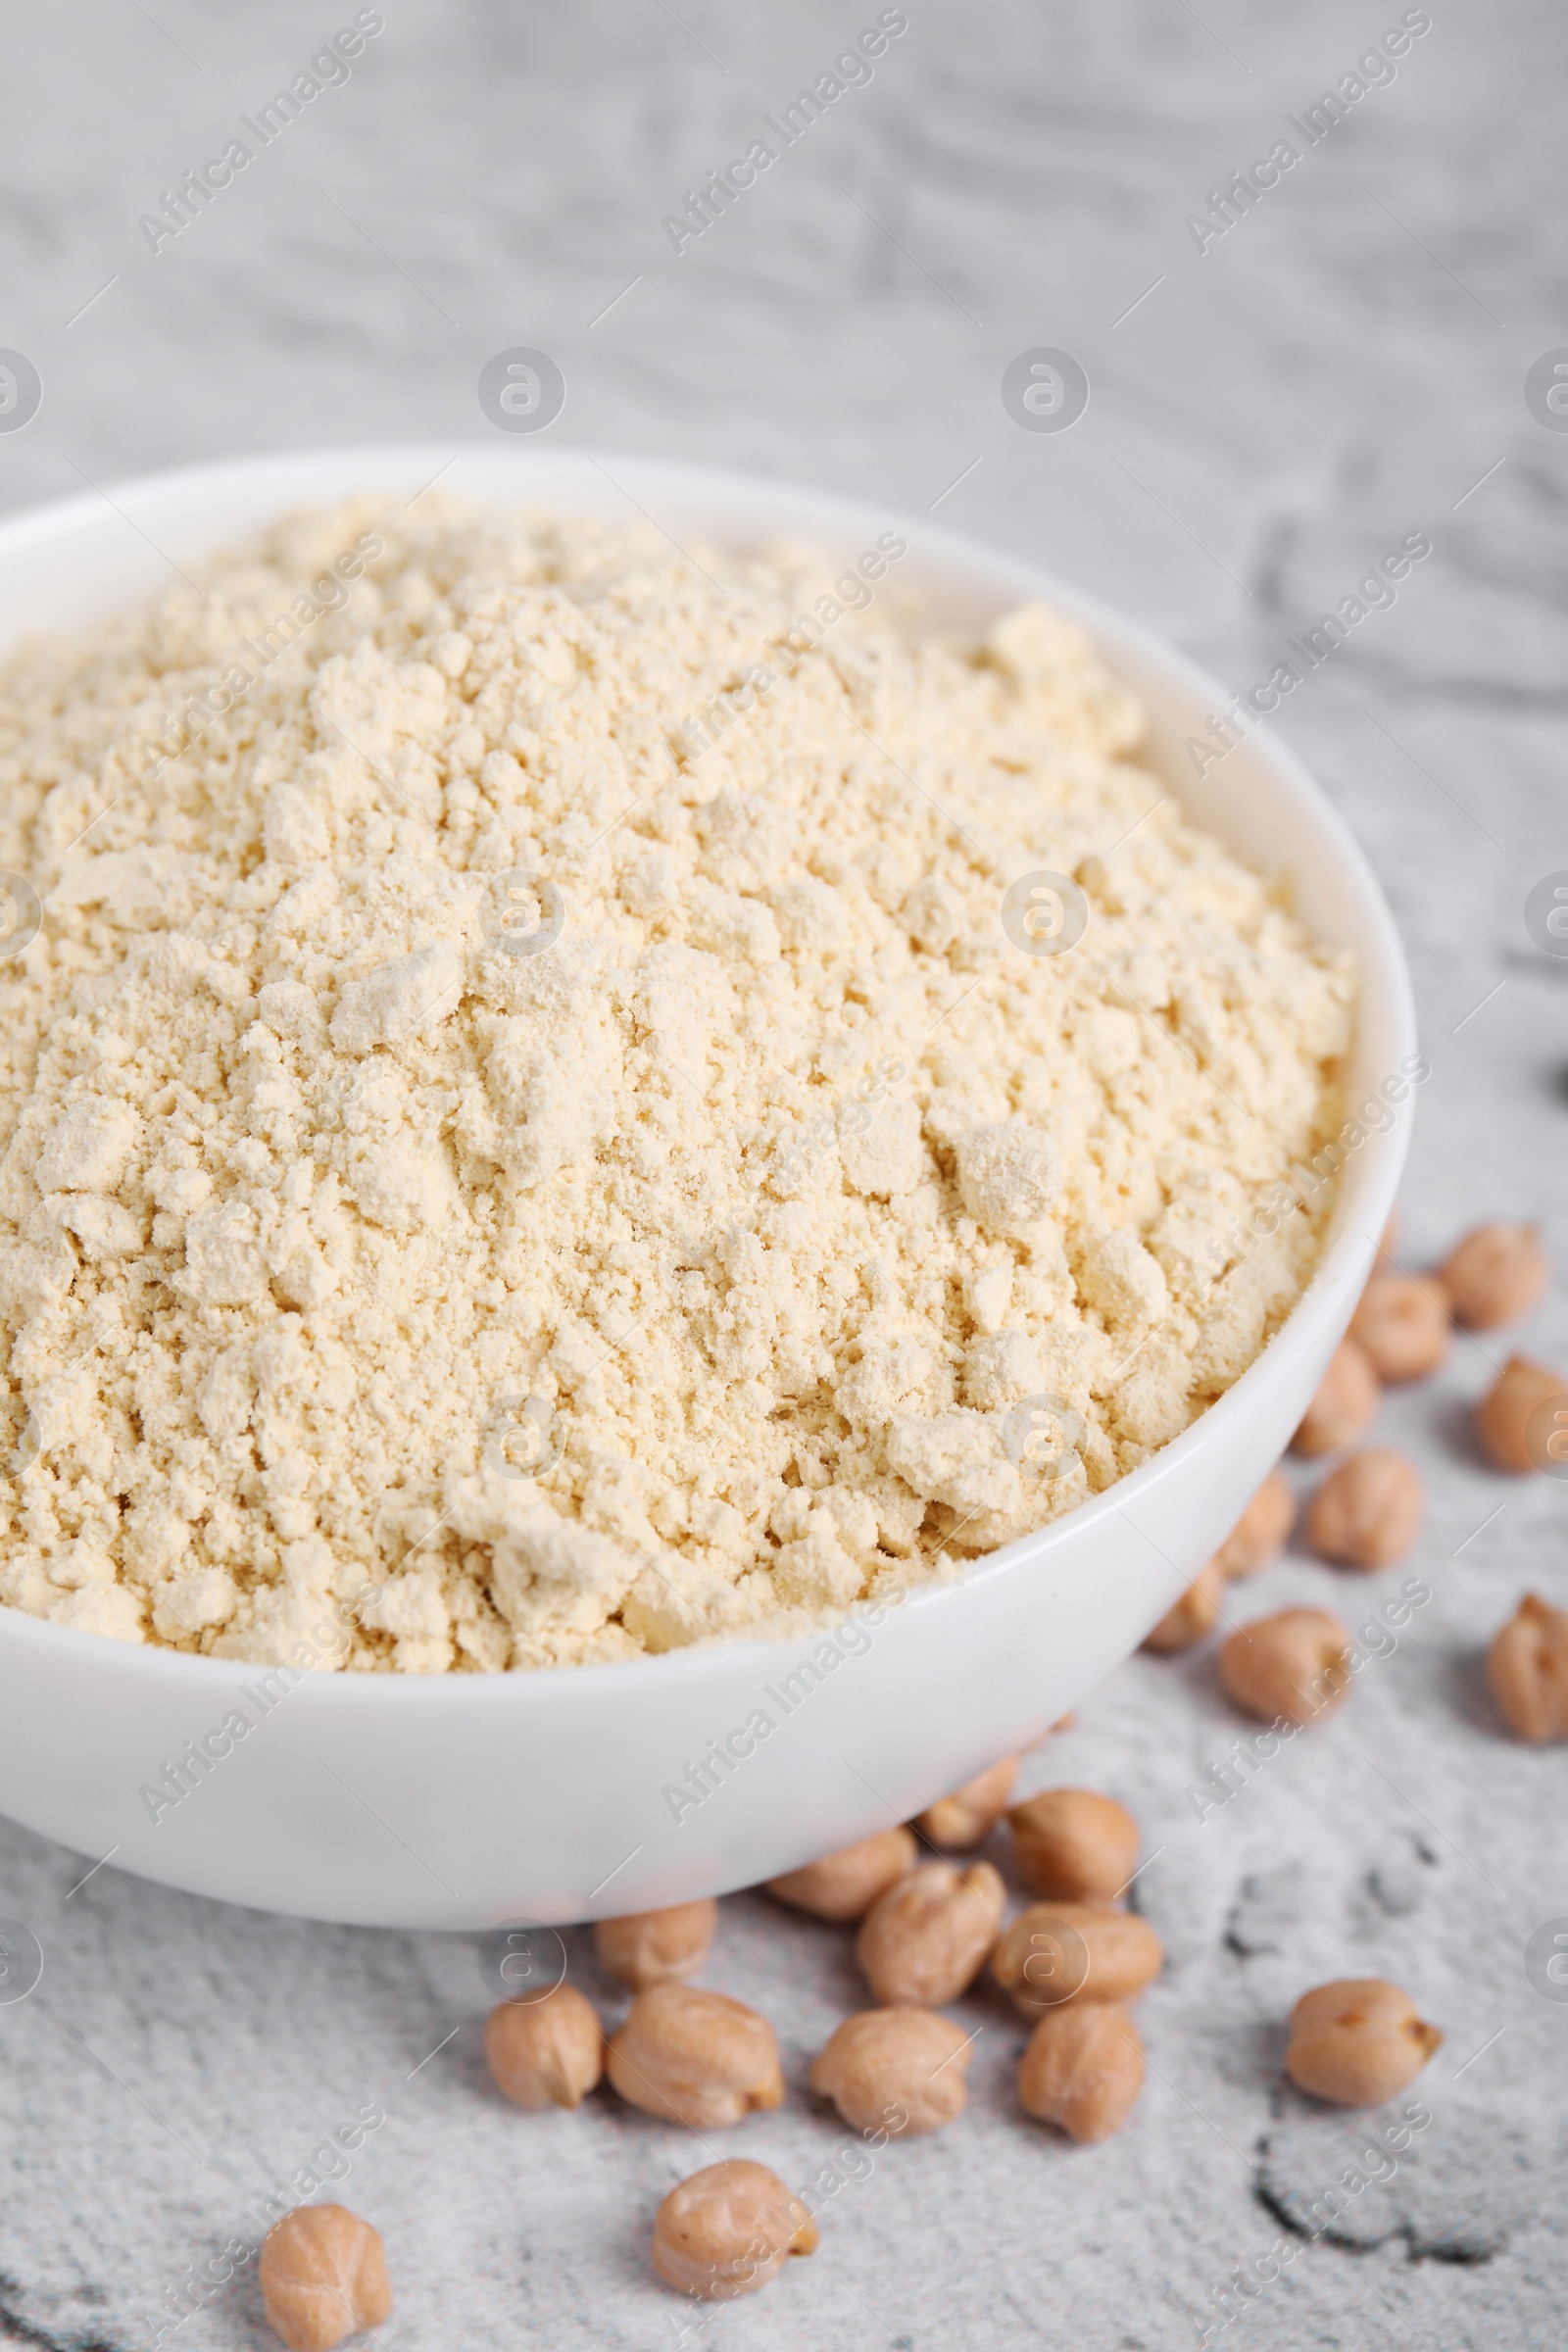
[0,1,1564,2346]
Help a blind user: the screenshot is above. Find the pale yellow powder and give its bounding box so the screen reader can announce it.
[0,499,1354,1672]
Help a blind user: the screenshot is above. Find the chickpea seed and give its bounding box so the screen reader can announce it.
[1305,1447,1423,1570]
[1348,1270,1450,1383]
[1007,1788,1140,1902]
[1142,1559,1223,1653]
[258,2205,392,2352]
[915,1756,1018,1847]
[1217,1607,1353,1726]
[1213,1468,1297,1577]
[810,2007,974,2135]
[1292,1338,1381,1457]
[766,1826,917,1921]
[1487,1593,1568,1741]
[651,2160,817,2301]
[608,1984,784,2128]
[1440,1221,1548,1330]
[991,1902,1163,2014]
[1018,2001,1145,2141]
[856,1860,1005,2007]
[1286,1978,1441,2107]
[1475,1354,1568,1474]
[596,1898,716,1991]
[484,1984,603,2110]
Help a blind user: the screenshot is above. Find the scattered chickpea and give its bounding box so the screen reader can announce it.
[809,2007,974,2136]
[1487,1593,1568,1741]
[1292,1338,1381,1458]
[991,1902,1164,2015]
[1217,1607,1353,1727]
[1348,1270,1451,1383]
[1142,1559,1223,1654]
[1440,1221,1549,1330]
[1475,1354,1568,1474]
[766,1826,917,1922]
[596,1899,716,1991]
[856,1860,1005,2007]
[1017,2001,1145,2142]
[1286,1978,1442,2107]
[607,1984,784,2129]
[1007,1788,1140,1903]
[484,1984,603,2110]
[651,2160,817,2301]
[1305,1447,1423,1570]
[258,2206,392,2352]
[1213,1469,1297,1577]
[915,1756,1018,1848]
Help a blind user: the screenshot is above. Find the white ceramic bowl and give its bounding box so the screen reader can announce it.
[0,446,1415,1930]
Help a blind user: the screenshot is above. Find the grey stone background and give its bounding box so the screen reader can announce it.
[0,0,1564,2344]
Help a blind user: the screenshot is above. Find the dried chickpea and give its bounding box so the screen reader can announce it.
[596,1898,716,1991]
[766,1826,916,1921]
[258,2206,391,2352]
[991,1902,1163,2014]
[1214,1469,1297,1577]
[485,1984,603,2110]
[1292,1338,1381,1457]
[1218,1607,1353,1726]
[915,1756,1018,1847]
[1018,2001,1144,2141]
[608,1984,783,2128]
[1475,1354,1568,1474]
[809,2007,974,2135]
[1348,1270,1450,1383]
[1142,1559,1223,1653]
[1305,1447,1423,1570]
[651,2160,817,2301]
[855,1860,1004,2007]
[1286,1979,1441,2107]
[1007,1788,1140,1903]
[1487,1593,1568,1740]
[1440,1221,1549,1330]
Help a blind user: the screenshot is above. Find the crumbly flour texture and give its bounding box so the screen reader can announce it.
[0,499,1354,1672]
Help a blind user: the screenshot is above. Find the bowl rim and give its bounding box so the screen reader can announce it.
[0,440,1417,1704]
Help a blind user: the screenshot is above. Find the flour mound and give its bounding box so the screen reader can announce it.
[0,500,1353,1672]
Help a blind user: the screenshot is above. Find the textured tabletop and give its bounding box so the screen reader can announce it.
[0,1,1564,2345]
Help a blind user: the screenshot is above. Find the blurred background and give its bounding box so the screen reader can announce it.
[0,2,1564,2345]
